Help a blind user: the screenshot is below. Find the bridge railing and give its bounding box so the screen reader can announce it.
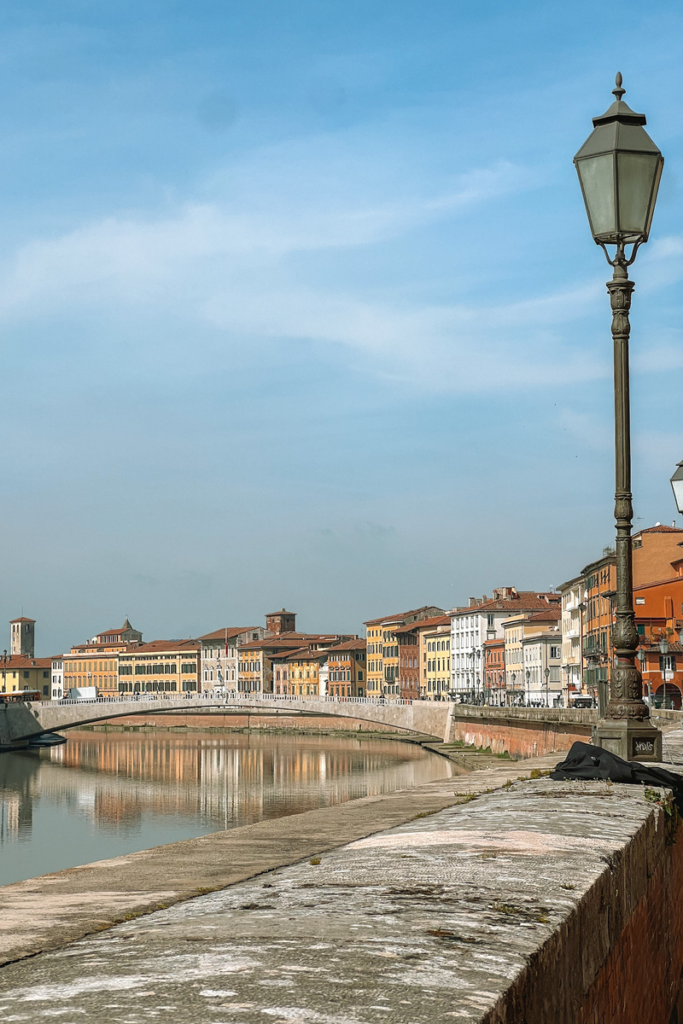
[42,692,416,708]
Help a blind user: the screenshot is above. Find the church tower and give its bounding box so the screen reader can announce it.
[11,617,35,657]
[265,609,296,635]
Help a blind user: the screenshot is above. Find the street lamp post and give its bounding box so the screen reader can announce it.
[525,668,531,707]
[544,666,550,707]
[637,648,651,706]
[575,74,663,760]
[659,637,670,708]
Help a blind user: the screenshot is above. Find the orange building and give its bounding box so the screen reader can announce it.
[364,606,444,699]
[632,524,683,585]
[578,526,683,698]
[632,569,683,708]
[325,639,367,698]
[394,614,450,700]
[581,552,616,697]
[484,637,505,703]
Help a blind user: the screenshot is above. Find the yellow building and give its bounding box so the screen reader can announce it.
[118,640,200,695]
[421,622,452,700]
[364,606,444,699]
[64,647,122,697]
[63,619,144,698]
[0,655,52,696]
[272,647,325,697]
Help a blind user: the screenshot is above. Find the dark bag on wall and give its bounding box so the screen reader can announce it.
[551,741,683,809]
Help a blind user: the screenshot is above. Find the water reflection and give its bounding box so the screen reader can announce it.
[0,730,452,886]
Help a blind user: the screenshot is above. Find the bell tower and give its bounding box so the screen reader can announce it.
[265,609,296,635]
[11,617,35,657]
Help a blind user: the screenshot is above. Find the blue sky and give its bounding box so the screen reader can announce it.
[1,0,683,654]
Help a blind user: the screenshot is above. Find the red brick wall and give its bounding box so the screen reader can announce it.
[484,800,683,1024]
[452,718,590,758]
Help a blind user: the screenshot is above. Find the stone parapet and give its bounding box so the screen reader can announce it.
[3,738,683,1022]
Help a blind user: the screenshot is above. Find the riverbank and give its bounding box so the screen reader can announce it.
[0,748,561,968]
[4,738,683,1022]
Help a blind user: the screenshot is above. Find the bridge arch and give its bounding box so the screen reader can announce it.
[1,695,452,747]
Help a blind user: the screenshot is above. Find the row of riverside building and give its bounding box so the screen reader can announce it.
[3,522,683,708]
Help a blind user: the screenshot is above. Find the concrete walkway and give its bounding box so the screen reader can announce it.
[0,753,561,968]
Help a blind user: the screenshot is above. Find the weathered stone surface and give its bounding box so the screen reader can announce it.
[0,757,561,969]
[0,773,666,1023]
[4,734,683,1022]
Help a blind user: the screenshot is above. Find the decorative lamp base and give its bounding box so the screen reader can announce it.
[592,718,662,762]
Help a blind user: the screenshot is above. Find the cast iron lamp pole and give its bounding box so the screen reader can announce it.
[659,637,670,708]
[575,74,663,760]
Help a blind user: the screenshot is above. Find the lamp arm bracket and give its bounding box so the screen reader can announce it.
[596,239,643,269]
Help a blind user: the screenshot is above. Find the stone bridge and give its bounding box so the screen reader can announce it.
[0,693,600,755]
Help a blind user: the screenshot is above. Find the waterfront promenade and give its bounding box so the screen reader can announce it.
[3,733,683,1021]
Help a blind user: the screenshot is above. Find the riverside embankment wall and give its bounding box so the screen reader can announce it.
[3,756,683,1023]
[71,704,599,759]
[448,706,595,758]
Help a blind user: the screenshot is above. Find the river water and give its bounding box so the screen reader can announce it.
[0,729,453,887]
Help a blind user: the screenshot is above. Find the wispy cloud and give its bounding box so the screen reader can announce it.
[0,143,606,393]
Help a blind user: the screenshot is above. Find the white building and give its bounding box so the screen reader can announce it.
[51,657,64,700]
[557,574,584,698]
[521,629,563,707]
[198,626,266,691]
[450,588,561,699]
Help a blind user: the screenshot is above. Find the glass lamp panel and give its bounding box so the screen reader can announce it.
[671,472,683,515]
[577,153,616,240]
[617,152,659,238]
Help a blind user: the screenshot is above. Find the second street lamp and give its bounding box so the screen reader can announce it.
[574,74,663,760]
[670,461,683,515]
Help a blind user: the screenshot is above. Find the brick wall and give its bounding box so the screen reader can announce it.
[483,798,683,1024]
[451,717,590,758]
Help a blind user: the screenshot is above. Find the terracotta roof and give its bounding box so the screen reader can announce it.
[123,639,199,654]
[0,655,51,669]
[197,627,258,642]
[394,615,451,634]
[526,608,562,623]
[325,639,366,652]
[637,525,683,534]
[364,606,444,626]
[633,575,683,591]
[640,640,683,653]
[239,633,323,651]
[70,641,139,653]
[271,646,327,663]
[266,609,296,616]
[10,617,35,623]
[451,592,559,616]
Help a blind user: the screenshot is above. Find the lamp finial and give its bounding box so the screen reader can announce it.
[613,72,625,102]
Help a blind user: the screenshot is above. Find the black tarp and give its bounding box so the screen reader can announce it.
[550,741,683,809]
